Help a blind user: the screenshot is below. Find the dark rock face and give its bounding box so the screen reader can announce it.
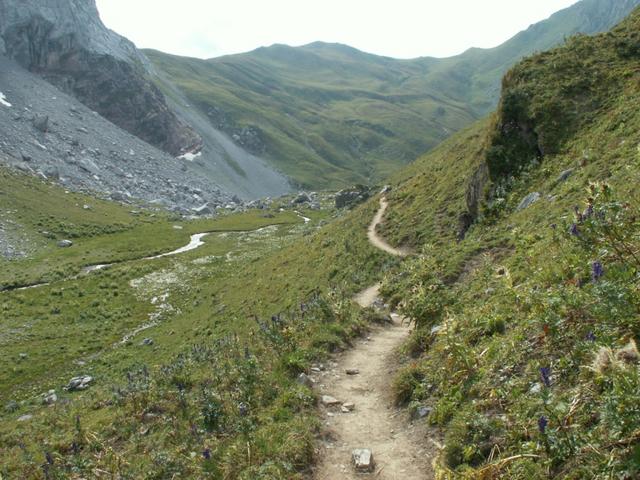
[335,185,371,209]
[0,0,200,156]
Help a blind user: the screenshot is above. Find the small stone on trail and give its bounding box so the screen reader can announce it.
[321,395,341,407]
[345,368,360,375]
[57,239,73,248]
[342,402,355,412]
[18,414,33,422]
[352,448,375,473]
[140,338,154,346]
[297,373,315,388]
[412,405,432,420]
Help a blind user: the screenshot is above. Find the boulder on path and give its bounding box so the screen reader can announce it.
[352,449,375,472]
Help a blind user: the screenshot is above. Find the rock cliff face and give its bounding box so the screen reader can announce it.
[0,0,200,156]
[0,57,234,214]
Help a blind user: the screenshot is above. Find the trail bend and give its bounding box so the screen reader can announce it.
[312,197,434,479]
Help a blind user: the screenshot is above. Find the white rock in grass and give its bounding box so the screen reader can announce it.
[66,375,93,391]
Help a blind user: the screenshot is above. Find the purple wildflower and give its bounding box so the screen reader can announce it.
[550,223,557,230]
[45,452,54,465]
[239,402,249,417]
[569,223,580,237]
[591,261,604,283]
[540,367,551,388]
[586,332,596,342]
[203,448,211,460]
[538,415,548,434]
[583,204,594,219]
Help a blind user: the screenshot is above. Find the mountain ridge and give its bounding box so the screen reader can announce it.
[146,0,640,189]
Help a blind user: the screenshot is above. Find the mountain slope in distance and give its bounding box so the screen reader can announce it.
[146,0,640,190]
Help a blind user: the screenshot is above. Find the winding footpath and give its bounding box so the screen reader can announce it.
[313,196,435,479]
[367,197,410,257]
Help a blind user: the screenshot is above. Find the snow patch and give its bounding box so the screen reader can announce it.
[178,151,202,162]
[0,92,12,107]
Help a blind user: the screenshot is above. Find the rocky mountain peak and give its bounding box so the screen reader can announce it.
[0,0,201,156]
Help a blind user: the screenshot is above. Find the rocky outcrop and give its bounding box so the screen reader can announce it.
[458,161,489,240]
[335,185,371,209]
[0,0,200,156]
[517,192,542,211]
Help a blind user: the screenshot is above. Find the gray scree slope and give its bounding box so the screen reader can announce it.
[0,0,291,201]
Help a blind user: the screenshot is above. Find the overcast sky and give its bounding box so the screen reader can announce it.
[95,0,579,60]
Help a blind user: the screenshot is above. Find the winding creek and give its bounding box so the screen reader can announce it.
[4,215,313,293]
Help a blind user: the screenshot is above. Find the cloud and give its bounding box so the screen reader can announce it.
[96,0,578,59]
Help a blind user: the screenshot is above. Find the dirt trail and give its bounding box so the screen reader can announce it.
[313,198,435,479]
[367,197,410,257]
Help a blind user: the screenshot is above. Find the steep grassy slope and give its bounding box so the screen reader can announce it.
[146,0,639,189]
[374,8,640,478]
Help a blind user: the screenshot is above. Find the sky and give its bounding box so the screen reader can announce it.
[95,0,579,60]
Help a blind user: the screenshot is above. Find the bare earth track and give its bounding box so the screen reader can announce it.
[367,197,411,257]
[313,197,435,479]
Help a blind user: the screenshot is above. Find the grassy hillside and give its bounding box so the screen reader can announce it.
[145,0,638,189]
[0,166,401,478]
[374,7,640,478]
[2,4,640,480]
